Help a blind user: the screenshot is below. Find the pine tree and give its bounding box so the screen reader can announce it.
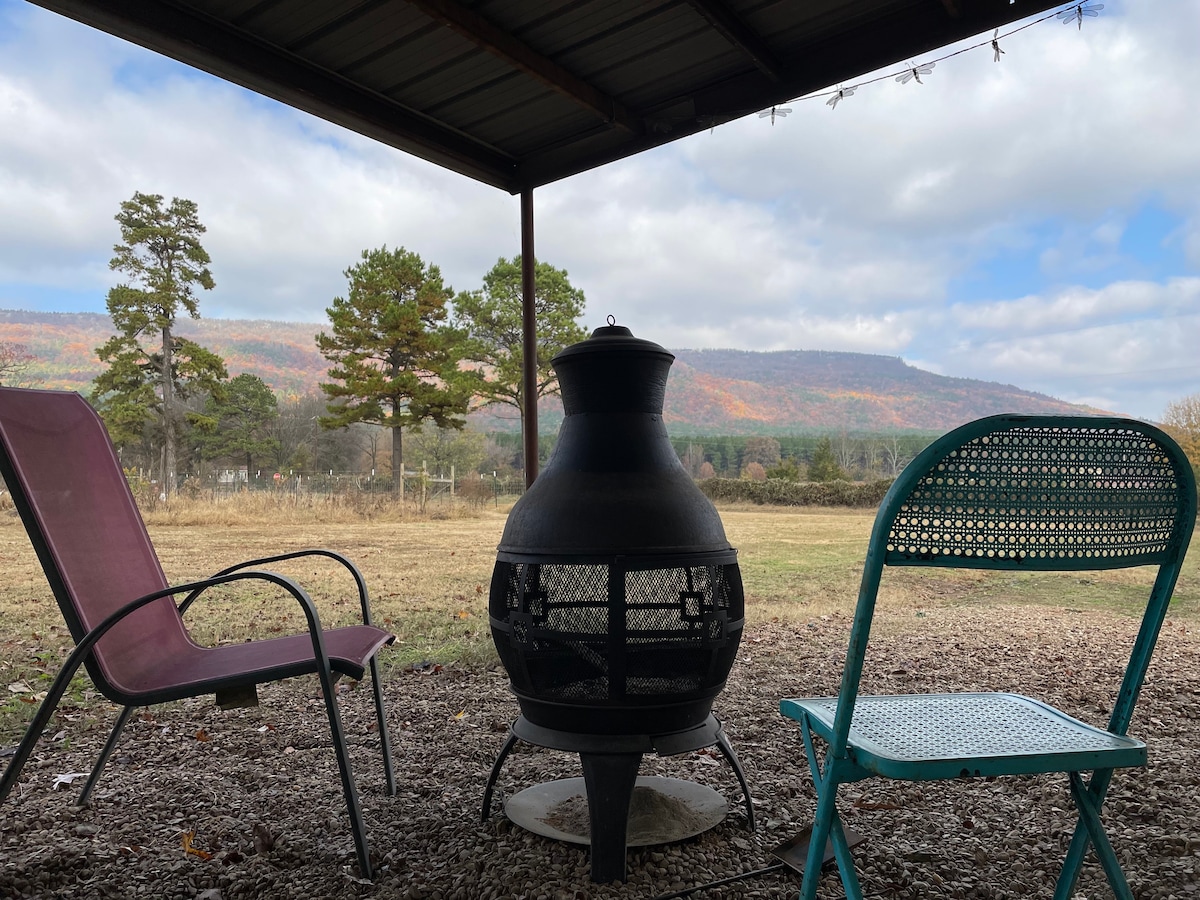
[316,246,473,500]
[454,255,587,420]
[808,436,846,482]
[93,193,227,493]
[195,373,280,477]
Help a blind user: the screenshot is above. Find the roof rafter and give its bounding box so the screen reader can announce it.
[28,0,520,189]
[683,0,784,81]
[405,0,643,134]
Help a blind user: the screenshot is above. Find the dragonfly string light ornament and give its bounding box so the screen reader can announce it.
[896,61,935,85]
[726,2,1105,128]
[826,85,857,109]
[1059,2,1104,29]
[758,105,791,125]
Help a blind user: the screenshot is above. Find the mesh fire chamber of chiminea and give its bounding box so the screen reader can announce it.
[483,321,754,883]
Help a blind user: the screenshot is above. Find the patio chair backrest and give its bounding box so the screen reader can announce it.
[839,414,1197,741]
[0,387,194,700]
[876,415,1193,572]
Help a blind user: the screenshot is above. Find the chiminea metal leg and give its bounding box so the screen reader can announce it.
[481,730,520,822]
[580,751,642,883]
[714,728,756,831]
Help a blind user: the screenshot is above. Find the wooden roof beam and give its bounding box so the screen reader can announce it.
[405,0,642,134]
[684,0,784,81]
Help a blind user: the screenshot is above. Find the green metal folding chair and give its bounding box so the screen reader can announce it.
[780,414,1196,899]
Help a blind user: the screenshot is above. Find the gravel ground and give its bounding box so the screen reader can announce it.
[3,606,1199,899]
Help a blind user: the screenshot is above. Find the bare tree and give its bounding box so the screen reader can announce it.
[834,430,859,475]
[679,442,706,476]
[1162,393,1200,467]
[0,341,36,386]
[882,433,909,477]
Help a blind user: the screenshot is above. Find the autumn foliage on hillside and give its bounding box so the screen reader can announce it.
[1,310,1109,434]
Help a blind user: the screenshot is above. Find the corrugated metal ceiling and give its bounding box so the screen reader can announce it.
[27,0,1066,192]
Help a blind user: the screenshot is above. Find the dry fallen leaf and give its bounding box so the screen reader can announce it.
[180,830,212,860]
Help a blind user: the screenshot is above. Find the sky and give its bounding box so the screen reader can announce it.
[1,0,1198,421]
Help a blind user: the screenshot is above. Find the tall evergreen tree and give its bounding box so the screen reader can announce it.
[92,192,226,493]
[453,255,588,420]
[195,373,280,476]
[316,246,473,499]
[808,436,846,482]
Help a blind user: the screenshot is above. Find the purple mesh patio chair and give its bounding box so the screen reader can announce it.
[0,386,396,879]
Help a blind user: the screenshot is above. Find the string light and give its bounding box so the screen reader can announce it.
[757,105,792,125]
[1059,2,1104,29]
[759,1,1102,116]
[826,85,856,109]
[896,61,936,85]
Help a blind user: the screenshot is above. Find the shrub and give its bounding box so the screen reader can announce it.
[699,477,892,508]
[764,459,802,481]
[741,461,767,482]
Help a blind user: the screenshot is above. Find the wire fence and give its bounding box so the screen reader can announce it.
[173,470,528,508]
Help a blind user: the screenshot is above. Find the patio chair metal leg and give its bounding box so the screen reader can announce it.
[1052,768,1116,900]
[316,663,373,879]
[799,714,863,900]
[1,640,94,805]
[368,657,396,796]
[1068,771,1133,900]
[78,704,136,807]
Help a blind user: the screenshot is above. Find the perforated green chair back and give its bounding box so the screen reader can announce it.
[780,415,1196,900]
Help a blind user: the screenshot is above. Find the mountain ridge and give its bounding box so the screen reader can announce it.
[0,309,1113,434]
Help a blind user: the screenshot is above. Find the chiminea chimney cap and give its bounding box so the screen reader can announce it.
[553,318,673,366]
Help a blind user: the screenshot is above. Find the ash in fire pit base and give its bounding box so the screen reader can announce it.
[506,776,727,846]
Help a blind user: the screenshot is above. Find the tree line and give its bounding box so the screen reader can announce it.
[669,433,936,483]
[81,192,587,498]
[10,190,1200,496]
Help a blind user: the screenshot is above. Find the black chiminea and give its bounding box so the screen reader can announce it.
[483,321,752,882]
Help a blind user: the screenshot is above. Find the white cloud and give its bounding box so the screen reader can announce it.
[1,0,1198,419]
[934,279,1200,416]
[947,278,1200,335]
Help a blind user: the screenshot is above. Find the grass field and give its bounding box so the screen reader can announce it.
[3,496,1198,742]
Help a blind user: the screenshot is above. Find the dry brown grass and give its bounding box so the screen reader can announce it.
[138,488,489,527]
[3,496,1198,741]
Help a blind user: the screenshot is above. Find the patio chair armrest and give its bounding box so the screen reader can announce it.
[2,570,331,807]
[185,549,374,624]
[167,570,344,660]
